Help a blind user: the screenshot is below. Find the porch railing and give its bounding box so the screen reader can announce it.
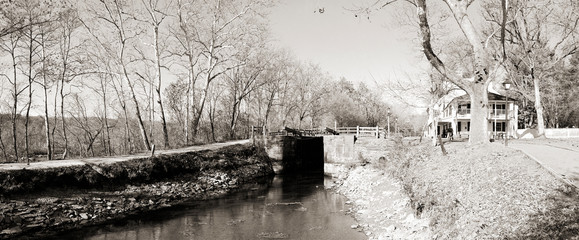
[457,109,471,116]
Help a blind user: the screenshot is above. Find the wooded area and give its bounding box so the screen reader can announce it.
[0,0,395,162]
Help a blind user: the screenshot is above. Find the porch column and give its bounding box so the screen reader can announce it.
[451,119,457,136]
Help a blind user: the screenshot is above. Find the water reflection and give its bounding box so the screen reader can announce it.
[54,175,366,240]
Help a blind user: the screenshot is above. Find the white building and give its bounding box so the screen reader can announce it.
[429,91,518,140]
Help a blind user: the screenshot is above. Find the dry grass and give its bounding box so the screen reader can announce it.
[383,139,579,239]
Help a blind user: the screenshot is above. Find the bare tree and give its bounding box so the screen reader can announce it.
[88,0,151,151]
[69,93,103,157]
[140,0,171,148]
[20,0,47,163]
[251,49,294,132]
[484,0,579,136]
[224,50,267,139]
[0,31,24,161]
[0,0,51,38]
[357,0,507,144]
[173,0,202,145]
[188,0,269,138]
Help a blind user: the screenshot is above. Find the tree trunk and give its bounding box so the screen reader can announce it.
[42,72,52,161]
[230,100,240,139]
[11,52,19,161]
[25,28,34,164]
[126,77,151,151]
[428,106,437,147]
[51,77,58,159]
[192,83,210,137]
[0,115,8,161]
[102,78,112,156]
[60,76,68,159]
[152,26,169,149]
[41,33,52,161]
[209,99,217,142]
[533,73,546,136]
[25,83,31,164]
[122,105,132,154]
[185,73,191,145]
[468,83,490,144]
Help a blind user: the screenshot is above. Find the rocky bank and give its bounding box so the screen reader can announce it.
[0,144,274,239]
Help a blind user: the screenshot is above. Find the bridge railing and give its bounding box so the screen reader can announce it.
[256,126,388,138]
[324,126,385,138]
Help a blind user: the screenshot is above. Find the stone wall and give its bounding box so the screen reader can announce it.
[254,135,357,174]
[323,135,355,163]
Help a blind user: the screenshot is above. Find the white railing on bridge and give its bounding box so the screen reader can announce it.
[254,126,387,138]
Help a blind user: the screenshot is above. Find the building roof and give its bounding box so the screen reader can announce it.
[441,92,517,111]
[453,92,516,102]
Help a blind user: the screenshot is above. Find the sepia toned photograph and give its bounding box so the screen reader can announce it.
[0,0,578,239]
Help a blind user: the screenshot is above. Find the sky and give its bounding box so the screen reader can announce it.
[267,0,428,90]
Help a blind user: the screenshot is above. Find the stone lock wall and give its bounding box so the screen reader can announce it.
[254,135,357,174]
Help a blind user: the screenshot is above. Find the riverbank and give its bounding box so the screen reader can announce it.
[335,138,579,239]
[331,138,432,239]
[0,143,274,239]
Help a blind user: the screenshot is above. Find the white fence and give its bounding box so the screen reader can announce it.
[516,128,579,139]
[260,126,389,138]
[336,126,383,138]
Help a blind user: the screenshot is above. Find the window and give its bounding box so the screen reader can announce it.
[493,104,505,109]
[493,122,506,131]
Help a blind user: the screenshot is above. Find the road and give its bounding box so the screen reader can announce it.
[510,142,579,188]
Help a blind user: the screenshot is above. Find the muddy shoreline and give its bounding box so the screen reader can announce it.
[0,144,274,239]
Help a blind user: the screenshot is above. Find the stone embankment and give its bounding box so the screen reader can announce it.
[328,138,432,240]
[0,144,273,239]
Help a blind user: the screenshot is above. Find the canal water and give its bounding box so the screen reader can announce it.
[52,175,366,240]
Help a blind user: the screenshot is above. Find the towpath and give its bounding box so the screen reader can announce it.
[0,139,250,171]
[510,142,579,188]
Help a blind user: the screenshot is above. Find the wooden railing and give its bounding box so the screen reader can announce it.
[255,126,389,138]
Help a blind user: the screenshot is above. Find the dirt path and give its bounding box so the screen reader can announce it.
[510,142,579,188]
[0,139,250,171]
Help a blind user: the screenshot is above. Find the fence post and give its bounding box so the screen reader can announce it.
[251,126,255,145]
[376,126,379,138]
[356,126,360,137]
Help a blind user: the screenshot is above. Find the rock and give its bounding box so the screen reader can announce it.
[294,207,307,212]
[351,224,359,229]
[1,226,22,235]
[12,215,22,224]
[71,205,84,210]
[79,213,89,220]
[25,223,42,229]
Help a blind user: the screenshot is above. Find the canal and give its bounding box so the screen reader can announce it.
[50,174,366,240]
